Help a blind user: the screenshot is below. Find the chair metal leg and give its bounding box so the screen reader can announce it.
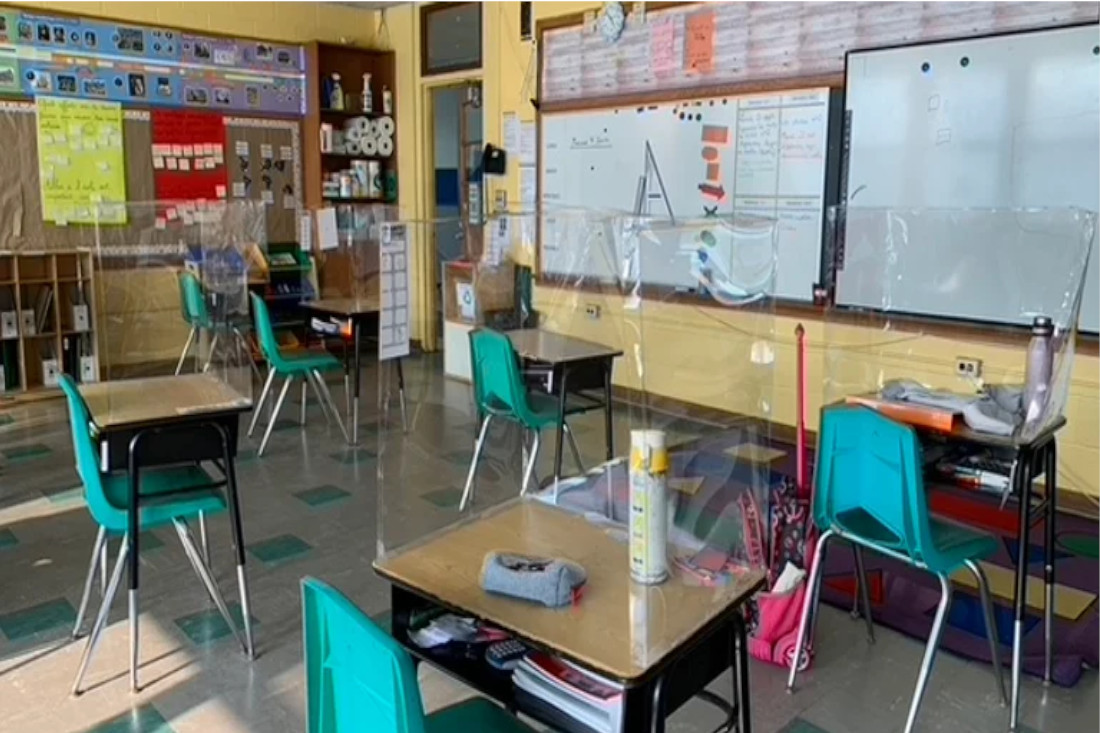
[173,520,246,655]
[966,559,1008,705]
[460,415,493,512]
[99,540,107,594]
[258,376,293,457]
[202,332,219,373]
[343,372,351,423]
[299,379,308,426]
[72,535,128,696]
[904,574,952,733]
[312,370,349,444]
[563,422,584,474]
[248,369,276,437]
[175,327,197,376]
[853,544,875,644]
[788,528,834,692]
[236,563,255,659]
[306,371,332,428]
[129,587,139,692]
[526,432,544,500]
[232,327,262,384]
[198,511,210,566]
[72,526,108,639]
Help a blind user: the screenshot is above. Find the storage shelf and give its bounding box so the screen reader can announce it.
[322,152,391,162]
[24,332,57,339]
[323,195,389,204]
[320,108,387,120]
[62,329,92,336]
[19,278,56,285]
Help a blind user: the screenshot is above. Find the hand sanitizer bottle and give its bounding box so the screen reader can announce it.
[329,73,344,111]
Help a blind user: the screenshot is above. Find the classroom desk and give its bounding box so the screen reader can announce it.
[505,329,623,484]
[376,500,764,732]
[80,374,255,664]
[917,416,1064,732]
[301,297,406,443]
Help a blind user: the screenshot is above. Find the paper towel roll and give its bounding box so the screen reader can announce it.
[362,137,378,156]
[377,136,394,157]
[367,119,380,137]
[345,125,363,143]
[350,116,371,134]
[346,140,362,155]
[377,116,395,136]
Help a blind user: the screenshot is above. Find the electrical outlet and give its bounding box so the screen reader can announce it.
[955,357,982,379]
[585,303,601,320]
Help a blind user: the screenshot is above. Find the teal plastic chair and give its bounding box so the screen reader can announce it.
[175,270,259,381]
[248,292,348,455]
[58,374,250,694]
[301,577,536,733]
[787,406,1006,733]
[461,329,583,511]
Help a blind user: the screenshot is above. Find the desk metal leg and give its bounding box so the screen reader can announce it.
[352,321,361,445]
[343,339,351,421]
[1044,442,1057,685]
[733,614,751,733]
[127,450,142,693]
[553,367,569,486]
[604,361,614,461]
[218,426,255,659]
[1010,455,1034,731]
[650,675,666,733]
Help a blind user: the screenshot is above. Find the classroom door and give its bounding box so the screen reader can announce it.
[428,81,481,350]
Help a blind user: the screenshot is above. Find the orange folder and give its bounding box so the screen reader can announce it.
[845,393,959,432]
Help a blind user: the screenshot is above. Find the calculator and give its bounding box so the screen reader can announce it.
[485,639,528,671]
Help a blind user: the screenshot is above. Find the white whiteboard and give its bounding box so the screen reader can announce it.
[842,24,1100,332]
[540,88,833,301]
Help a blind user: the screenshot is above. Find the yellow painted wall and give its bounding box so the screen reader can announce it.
[7,2,377,45]
[375,1,1099,500]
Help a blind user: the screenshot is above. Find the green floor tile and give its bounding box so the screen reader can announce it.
[293,484,351,507]
[421,487,462,509]
[0,413,13,427]
[174,602,257,648]
[778,719,832,733]
[0,528,17,550]
[236,448,257,463]
[328,447,375,464]
[0,597,76,642]
[246,533,312,566]
[1059,534,1100,559]
[2,443,51,464]
[82,704,173,733]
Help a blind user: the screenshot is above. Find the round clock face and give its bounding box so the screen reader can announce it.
[599,1,625,43]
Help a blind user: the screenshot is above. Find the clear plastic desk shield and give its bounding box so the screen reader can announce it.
[92,200,261,416]
[823,207,1095,443]
[376,209,776,679]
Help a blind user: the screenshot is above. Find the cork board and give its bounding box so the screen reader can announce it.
[0,101,301,249]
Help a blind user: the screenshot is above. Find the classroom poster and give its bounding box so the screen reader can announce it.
[683,9,715,74]
[151,109,227,204]
[379,222,410,361]
[35,96,126,224]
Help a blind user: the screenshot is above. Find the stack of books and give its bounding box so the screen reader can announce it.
[513,652,623,733]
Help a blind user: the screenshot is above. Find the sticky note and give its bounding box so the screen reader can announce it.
[260,144,273,159]
[154,217,167,230]
[215,184,227,198]
[166,157,178,170]
[232,181,245,197]
[153,156,164,169]
[261,190,274,204]
[166,208,178,221]
[183,145,194,157]
[171,144,183,156]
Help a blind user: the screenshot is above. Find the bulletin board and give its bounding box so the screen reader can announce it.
[0,100,301,249]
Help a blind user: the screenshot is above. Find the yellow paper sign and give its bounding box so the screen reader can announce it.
[36,96,127,224]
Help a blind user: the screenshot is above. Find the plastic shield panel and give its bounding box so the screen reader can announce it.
[92,200,260,418]
[824,206,1095,443]
[375,208,774,684]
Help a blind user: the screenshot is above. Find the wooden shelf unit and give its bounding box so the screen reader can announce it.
[304,42,398,210]
[0,250,99,394]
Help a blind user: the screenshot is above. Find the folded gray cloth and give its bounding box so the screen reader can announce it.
[880,379,1023,436]
[481,552,587,608]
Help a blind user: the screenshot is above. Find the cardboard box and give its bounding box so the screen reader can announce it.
[42,358,60,387]
[80,355,97,383]
[0,311,16,339]
[71,304,89,332]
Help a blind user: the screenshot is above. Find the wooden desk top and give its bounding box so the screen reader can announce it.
[506,329,623,365]
[301,297,380,317]
[81,374,252,431]
[374,500,765,683]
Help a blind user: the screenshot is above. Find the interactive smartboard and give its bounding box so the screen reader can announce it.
[842,24,1100,332]
[540,88,834,301]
